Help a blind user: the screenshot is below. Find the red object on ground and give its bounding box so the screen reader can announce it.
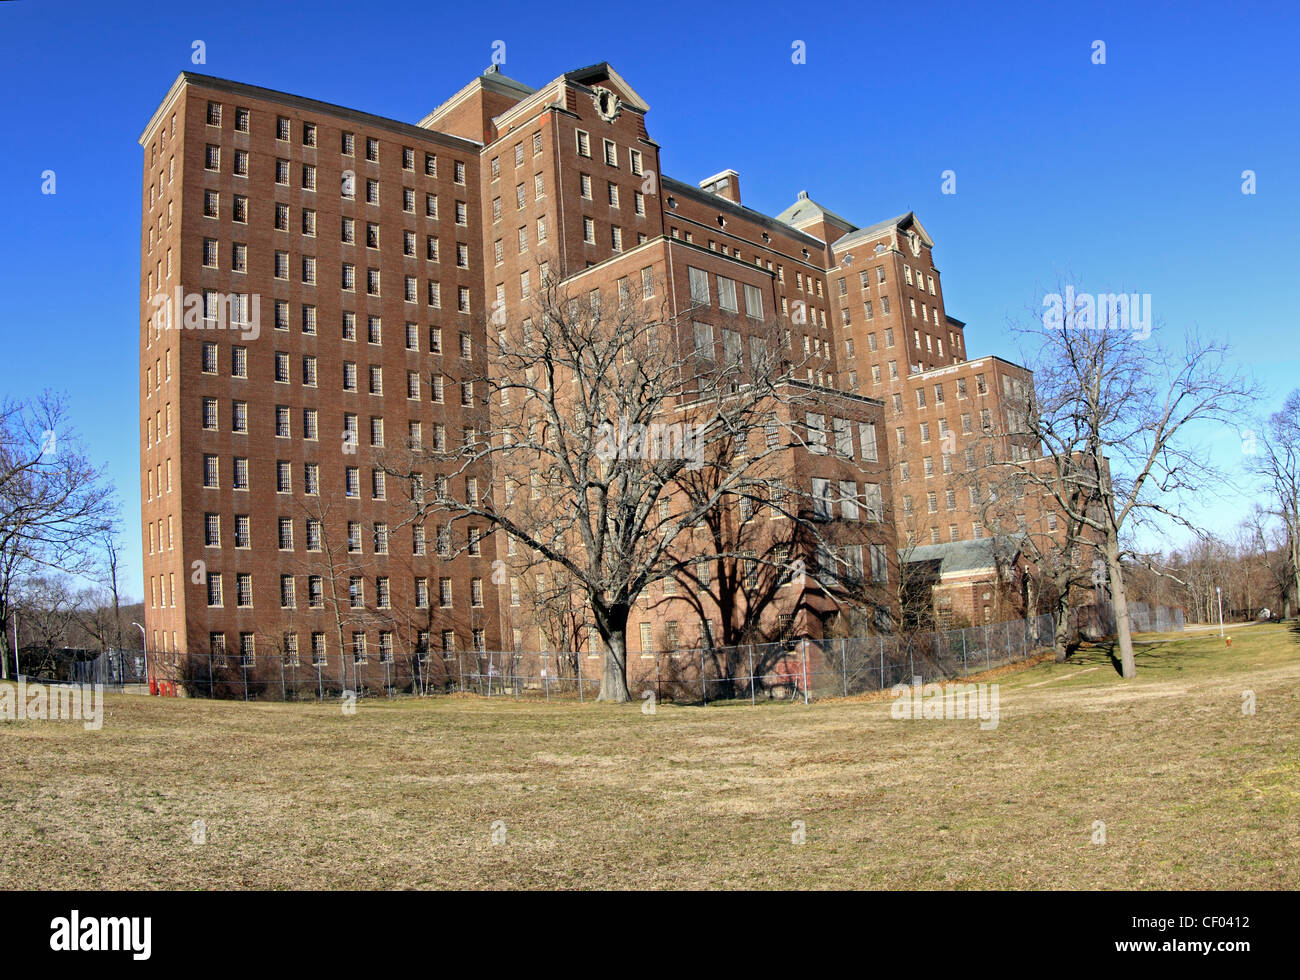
[149,678,158,696]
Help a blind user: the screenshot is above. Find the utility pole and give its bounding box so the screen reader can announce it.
[1216,586,1225,638]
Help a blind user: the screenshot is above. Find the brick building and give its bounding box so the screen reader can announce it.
[137,61,1052,681]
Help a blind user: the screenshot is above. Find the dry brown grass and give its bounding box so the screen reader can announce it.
[2,622,1297,889]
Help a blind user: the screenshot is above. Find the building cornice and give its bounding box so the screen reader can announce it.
[140,72,483,152]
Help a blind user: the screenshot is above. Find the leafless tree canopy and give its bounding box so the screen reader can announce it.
[379,266,869,701]
[993,292,1255,676]
[0,392,118,678]
[1247,388,1300,617]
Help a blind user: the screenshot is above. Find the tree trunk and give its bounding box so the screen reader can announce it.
[1053,588,1072,662]
[595,603,632,703]
[597,629,631,702]
[1104,531,1136,678]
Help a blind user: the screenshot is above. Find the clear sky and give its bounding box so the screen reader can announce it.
[2,0,1297,600]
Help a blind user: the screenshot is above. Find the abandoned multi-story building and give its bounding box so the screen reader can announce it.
[137,61,1057,684]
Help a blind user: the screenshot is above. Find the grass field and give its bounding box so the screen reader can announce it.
[1,623,1297,889]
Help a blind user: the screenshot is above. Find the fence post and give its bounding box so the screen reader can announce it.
[879,635,884,690]
[962,630,968,676]
[655,652,661,705]
[242,662,248,702]
[207,654,214,699]
[841,639,848,698]
[748,644,756,706]
[457,651,464,694]
[317,663,323,701]
[576,650,584,703]
[801,642,810,705]
[543,654,551,703]
[279,656,286,702]
[700,649,707,705]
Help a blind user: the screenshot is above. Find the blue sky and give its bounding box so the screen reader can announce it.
[2,0,1297,599]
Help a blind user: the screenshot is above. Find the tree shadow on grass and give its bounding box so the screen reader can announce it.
[1068,637,1202,677]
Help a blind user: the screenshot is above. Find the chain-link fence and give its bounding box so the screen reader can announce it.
[1076,601,1185,639]
[16,603,1184,705]
[126,610,1061,704]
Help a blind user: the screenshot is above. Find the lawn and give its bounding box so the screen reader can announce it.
[1,623,1297,889]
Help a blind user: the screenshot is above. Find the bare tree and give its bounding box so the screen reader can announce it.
[16,576,82,675]
[381,267,837,702]
[1244,506,1294,618]
[0,392,117,679]
[960,436,1097,659]
[1248,388,1300,618]
[997,292,1254,677]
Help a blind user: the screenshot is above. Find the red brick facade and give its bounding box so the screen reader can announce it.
[138,62,1055,675]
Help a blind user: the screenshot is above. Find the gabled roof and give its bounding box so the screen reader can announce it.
[902,536,1022,577]
[418,65,536,128]
[833,211,934,256]
[562,62,651,112]
[660,176,826,250]
[774,190,858,233]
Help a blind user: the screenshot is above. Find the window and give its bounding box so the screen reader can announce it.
[805,413,827,453]
[870,545,888,584]
[688,267,710,306]
[805,479,833,523]
[692,320,714,356]
[235,573,252,608]
[603,139,617,166]
[576,130,591,157]
[583,217,595,244]
[206,572,223,607]
[717,276,738,313]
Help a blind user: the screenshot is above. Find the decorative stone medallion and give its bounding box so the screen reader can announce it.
[592,86,622,123]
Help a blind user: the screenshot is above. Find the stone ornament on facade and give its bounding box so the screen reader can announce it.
[591,86,622,123]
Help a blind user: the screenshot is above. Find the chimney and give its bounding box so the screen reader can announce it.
[699,169,741,205]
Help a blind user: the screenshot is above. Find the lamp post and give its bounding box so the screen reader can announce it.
[1216,587,1225,638]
